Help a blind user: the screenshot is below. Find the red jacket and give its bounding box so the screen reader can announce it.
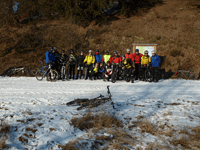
[133,53,143,64]
[110,56,122,64]
[125,53,134,61]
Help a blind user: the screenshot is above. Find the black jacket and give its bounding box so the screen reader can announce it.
[76,55,85,66]
[53,51,61,60]
[60,54,68,63]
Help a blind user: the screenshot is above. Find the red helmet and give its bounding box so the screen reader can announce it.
[107,61,111,64]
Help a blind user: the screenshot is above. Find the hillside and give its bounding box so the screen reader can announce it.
[0,0,200,74]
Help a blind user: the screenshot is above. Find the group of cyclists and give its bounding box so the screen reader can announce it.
[45,46,161,83]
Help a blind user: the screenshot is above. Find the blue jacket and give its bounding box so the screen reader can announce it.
[46,51,55,63]
[151,54,160,67]
[94,54,101,63]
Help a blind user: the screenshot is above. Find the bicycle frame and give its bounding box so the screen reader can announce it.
[177,69,193,77]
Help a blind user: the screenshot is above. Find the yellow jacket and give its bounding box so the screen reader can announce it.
[123,58,132,69]
[84,55,95,64]
[141,55,151,65]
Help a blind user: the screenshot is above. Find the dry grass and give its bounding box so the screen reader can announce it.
[0,123,11,149]
[26,127,37,133]
[60,111,135,150]
[129,116,200,149]
[70,112,123,131]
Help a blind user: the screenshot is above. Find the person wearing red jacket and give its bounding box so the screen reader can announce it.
[111,51,122,79]
[125,49,134,62]
[133,49,143,80]
[110,51,122,64]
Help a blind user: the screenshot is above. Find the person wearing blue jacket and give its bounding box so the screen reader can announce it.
[94,49,101,64]
[94,49,101,78]
[150,50,160,82]
[46,46,55,64]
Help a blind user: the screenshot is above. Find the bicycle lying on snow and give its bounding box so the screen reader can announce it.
[173,68,200,80]
[5,66,30,77]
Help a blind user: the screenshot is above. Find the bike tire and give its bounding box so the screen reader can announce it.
[48,70,59,82]
[66,66,70,80]
[145,69,152,82]
[84,67,88,80]
[111,73,117,83]
[189,73,199,80]
[61,67,65,81]
[36,69,45,81]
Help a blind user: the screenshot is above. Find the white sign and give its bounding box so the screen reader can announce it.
[136,46,155,56]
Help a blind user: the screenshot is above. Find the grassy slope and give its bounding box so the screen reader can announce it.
[0,0,199,74]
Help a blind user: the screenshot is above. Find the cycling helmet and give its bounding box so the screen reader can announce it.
[105,50,109,53]
[96,49,99,52]
[114,51,118,54]
[107,61,111,64]
[49,46,53,50]
[81,50,84,53]
[135,49,139,52]
[121,55,125,58]
[70,49,74,53]
[126,49,130,52]
[54,47,58,51]
[61,50,65,53]
[144,50,148,54]
[89,50,92,53]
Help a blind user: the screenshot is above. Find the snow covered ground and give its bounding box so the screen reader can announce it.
[0,77,200,149]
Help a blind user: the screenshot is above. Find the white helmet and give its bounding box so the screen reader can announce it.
[89,50,92,53]
[152,50,156,54]
[126,49,130,51]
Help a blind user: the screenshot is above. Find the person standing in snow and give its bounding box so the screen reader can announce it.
[141,50,151,81]
[84,50,95,80]
[68,49,76,79]
[53,47,61,76]
[150,50,160,82]
[125,48,134,62]
[94,49,101,77]
[133,49,143,80]
[110,51,122,79]
[102,50,111,66]
[76,50,85,79]
[46,46,55,67]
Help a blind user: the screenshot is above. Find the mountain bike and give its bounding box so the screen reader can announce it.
[36,62,58,81]
[174,68,200,80]
[111,64,120,83]
[60,62,67,81]
[7,65,30,77]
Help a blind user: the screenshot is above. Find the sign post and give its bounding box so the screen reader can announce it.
[132,44,157,56]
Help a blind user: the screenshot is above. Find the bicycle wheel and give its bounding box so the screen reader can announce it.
[84,67,88,79]
[61,67,65,81]
[36,69,45,81]
[48,70,59,82]
[145,69,152,82]
[189,73,199,80]
[111,72,117,83]
[66,66,70,80]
